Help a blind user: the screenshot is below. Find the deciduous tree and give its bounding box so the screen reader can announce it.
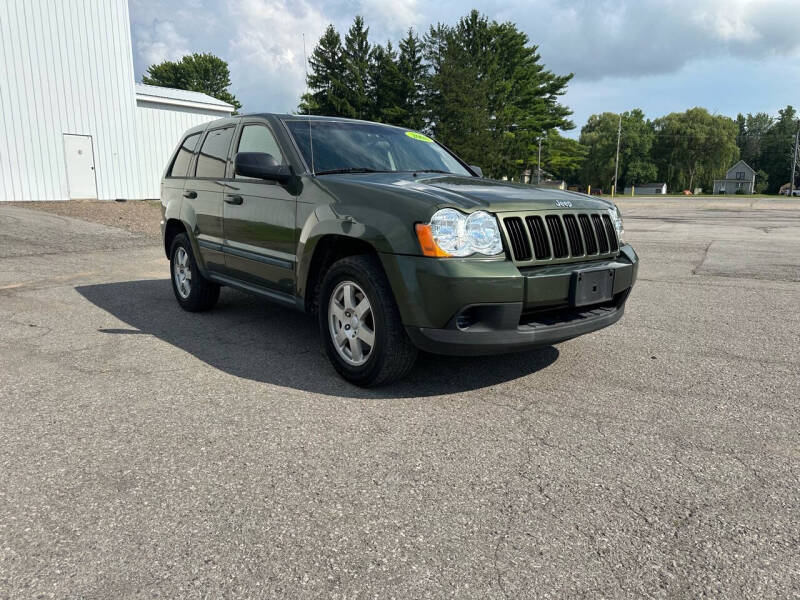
[653,108,739,192]
[143,52,241,112]
[579,109,656,190]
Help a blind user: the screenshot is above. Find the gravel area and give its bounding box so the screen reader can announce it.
[8,199,162,237]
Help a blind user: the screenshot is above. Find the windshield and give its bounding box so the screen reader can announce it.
[284,119,472,177]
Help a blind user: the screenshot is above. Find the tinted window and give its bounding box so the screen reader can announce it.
[237,124,284,164]
[195,127,235,178]
[284,120,471,176]
[168,133,200,177]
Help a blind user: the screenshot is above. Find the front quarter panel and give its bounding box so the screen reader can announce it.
[294,175,436,299]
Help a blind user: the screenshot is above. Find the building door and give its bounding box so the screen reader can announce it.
[63,134,98,199]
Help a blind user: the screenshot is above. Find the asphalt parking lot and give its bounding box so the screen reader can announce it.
[1,197,798,598]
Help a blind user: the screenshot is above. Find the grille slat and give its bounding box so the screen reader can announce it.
[591,214,609,253]
[503,211,619,265]
[578,214,597,254]
[545,215,569,258]
[525,216,551,259]
[562,214,584,257]
[503,217,532,261]
[602,214,619,251]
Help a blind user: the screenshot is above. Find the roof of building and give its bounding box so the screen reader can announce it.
[726,159,755,172]
[625,182,666,188]
[135,83,234,113]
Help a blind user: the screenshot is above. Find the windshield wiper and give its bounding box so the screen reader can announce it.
[314,168,390,175]
[411,169,450,174]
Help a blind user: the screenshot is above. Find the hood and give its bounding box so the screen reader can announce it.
[316,172,612,213]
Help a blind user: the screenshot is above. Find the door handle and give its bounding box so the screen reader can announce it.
[183,190,197,199]
[225,195,243,205]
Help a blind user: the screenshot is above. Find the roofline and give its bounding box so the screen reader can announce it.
[136,93,234,113]
[728,159,754,171]
[248,113,412,129]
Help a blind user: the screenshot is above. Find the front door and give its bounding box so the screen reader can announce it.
[63,134,97,199]
[223,121,297,295]
[184,125,236,272]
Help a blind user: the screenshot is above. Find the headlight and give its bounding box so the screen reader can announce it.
[608,205,624,243]
[416,209,503,257]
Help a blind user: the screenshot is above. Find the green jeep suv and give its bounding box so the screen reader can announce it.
[160,115,638,386]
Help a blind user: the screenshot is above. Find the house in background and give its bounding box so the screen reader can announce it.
[623,183,667,195]
[713,160,756,195]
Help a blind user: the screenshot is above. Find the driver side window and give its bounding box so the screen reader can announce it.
[236,124,284,180]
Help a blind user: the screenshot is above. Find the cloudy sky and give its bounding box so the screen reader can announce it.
[129,0,800,135]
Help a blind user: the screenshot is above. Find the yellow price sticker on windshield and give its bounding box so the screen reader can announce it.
[405,131,433,143]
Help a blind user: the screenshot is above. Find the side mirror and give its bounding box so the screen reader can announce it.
[470,165,483,178]
[235,152,292,183]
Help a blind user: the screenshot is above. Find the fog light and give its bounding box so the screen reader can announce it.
[456,308,476,330]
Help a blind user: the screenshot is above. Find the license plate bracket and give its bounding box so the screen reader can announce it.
[571,267,615,307]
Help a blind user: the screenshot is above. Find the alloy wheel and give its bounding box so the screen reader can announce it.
[328,280,375,366]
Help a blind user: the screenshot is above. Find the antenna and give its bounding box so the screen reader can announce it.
[302,33,310,115]
[303,32,315,174]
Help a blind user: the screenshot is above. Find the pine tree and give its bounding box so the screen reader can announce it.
[300,25,348,116]
[369,42,404,124]
[425,11,573,178]
[398,29,426,130]
[759,106,798,193]
[342,16,372,119]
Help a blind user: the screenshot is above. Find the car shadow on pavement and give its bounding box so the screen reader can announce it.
[76,279,558,399]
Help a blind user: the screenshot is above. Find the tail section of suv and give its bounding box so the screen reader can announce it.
[160,114,638,386]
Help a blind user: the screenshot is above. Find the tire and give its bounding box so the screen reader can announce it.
[318,254,417,386]
[169,233,220,312]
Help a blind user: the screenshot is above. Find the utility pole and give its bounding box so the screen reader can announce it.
[537,137,542,184]
[613,113,622,197]
[791,129,800,196]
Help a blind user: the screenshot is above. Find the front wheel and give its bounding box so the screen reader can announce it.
[319,255,417,386]
[169,233,220,312]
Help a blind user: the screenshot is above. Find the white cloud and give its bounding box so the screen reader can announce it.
[134,19,191,67]
[358,0,422,35]
[495,0,800,81]
[226,0,330,111]
[129,0,800,116]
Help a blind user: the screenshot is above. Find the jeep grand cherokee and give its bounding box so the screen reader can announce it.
[160,115,638,386]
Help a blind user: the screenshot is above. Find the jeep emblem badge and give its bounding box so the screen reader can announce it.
[555,200,573,208]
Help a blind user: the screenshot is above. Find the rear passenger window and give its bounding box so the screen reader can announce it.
[168,133,200,177]
[236,124,284,164]
[195,127,235,178]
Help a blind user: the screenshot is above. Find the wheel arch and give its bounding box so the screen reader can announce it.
[300,232,380,314]
[163,218,188,258]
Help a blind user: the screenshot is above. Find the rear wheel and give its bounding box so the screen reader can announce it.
[169,233,220,312]
[319,255,417,386]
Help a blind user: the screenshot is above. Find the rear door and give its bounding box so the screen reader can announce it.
[162,131,201,220]
[222,120,297,294]
[183,124,237,272]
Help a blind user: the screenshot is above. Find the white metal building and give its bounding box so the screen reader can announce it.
[0,0,233,202]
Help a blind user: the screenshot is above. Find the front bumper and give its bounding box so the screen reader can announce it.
[380,244,638,356]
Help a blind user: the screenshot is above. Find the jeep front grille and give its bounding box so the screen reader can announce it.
[501,211,619,266]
